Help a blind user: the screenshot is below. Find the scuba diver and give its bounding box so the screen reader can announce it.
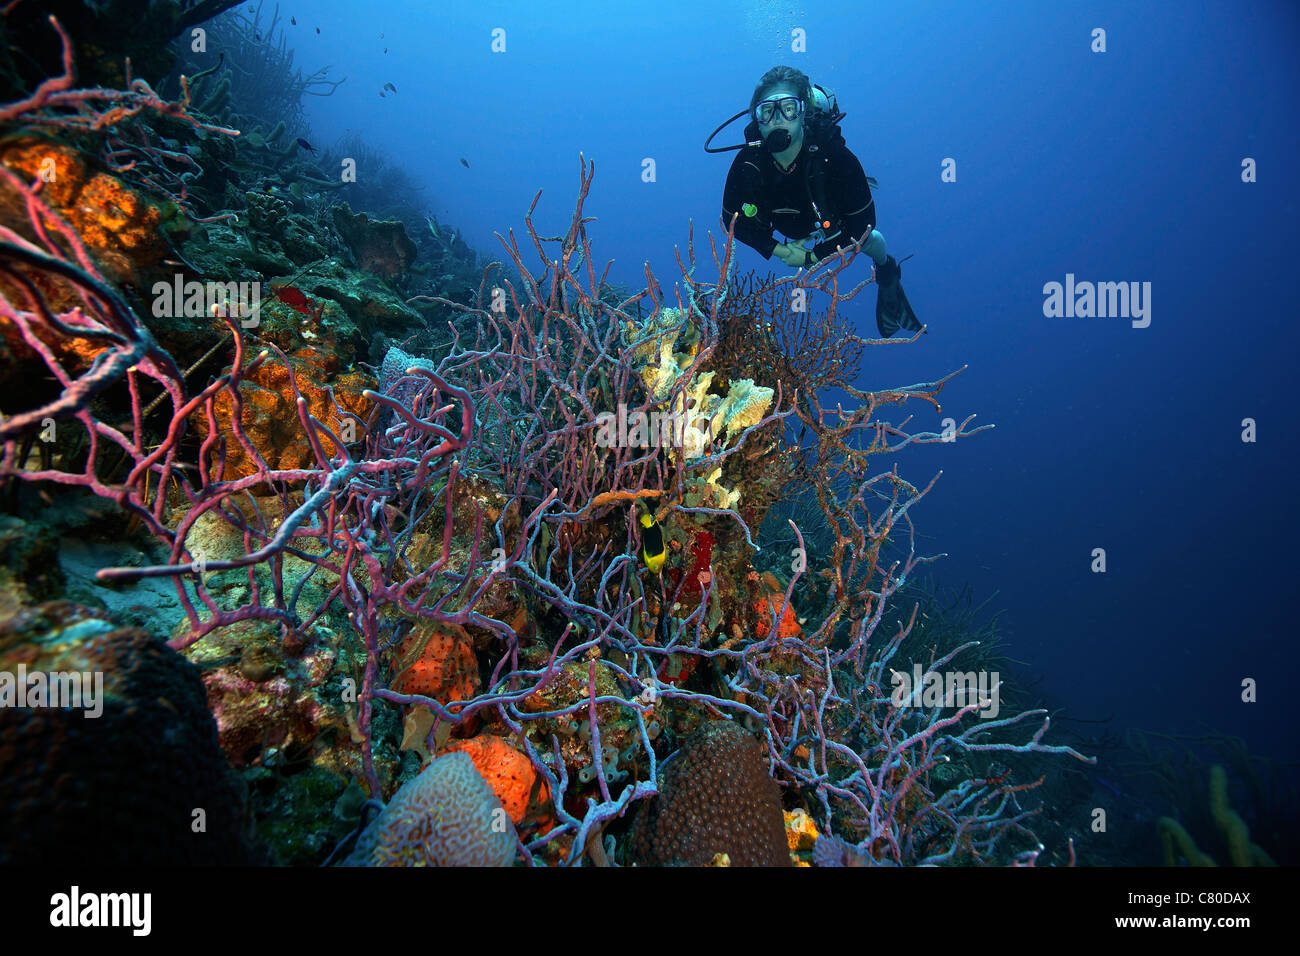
[707,66,923,337]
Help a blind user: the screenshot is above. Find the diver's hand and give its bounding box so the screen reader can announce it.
[773,242,807,268]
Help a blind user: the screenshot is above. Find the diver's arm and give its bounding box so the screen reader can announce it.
[722,153,779,259]
[812,145,875,261]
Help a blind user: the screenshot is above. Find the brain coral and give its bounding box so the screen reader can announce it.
[344,751,516,866]
[630,721,790,866]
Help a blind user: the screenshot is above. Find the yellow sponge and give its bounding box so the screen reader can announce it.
[1208,764,1276,867]
[1157,816,1216,867]
[1157,763,1276,867]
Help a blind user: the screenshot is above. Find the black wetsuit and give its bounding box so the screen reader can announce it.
[721,137,875,261]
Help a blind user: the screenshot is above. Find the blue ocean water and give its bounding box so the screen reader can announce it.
[290,0,1298,841]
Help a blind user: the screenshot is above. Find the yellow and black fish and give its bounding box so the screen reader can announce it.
[639,511,665,573]
[638,509,671,643]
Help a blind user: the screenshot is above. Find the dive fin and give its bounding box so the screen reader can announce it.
[874,255,923,337]
[876,298,900,337]
[893,283,922,332]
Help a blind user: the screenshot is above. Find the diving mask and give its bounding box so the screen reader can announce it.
[754,95,804,125]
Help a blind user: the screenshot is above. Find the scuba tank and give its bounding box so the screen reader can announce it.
[800,85,847,248]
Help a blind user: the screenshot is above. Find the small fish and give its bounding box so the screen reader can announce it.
[291,16,296,25]
[296,137,316,154]
[639,512,666,573]
[459,157,469,168]
[315,26,320,34]
[383,82,396,93]
[379,91,385,98]
[1092,775,1125,800]
[384,48,388,53]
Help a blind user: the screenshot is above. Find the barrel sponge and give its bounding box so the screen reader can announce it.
[630,721,790,866]
[344,752,516,866]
